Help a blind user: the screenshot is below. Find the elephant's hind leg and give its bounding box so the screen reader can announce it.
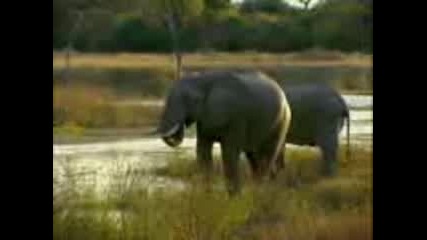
[274,148,285,175]
[256,138,286,181]
[245,152,256,169]
[267,146,286,180]
[265,121,289,180]
[317,133,339,177]
[245,151,261,179]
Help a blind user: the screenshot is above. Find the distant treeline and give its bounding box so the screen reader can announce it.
[53,0,372,53]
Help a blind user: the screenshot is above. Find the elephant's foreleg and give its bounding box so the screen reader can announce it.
[196,137,213,182]
[221,140,241,195]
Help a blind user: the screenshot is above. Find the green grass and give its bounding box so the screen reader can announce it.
[53,145,372,240]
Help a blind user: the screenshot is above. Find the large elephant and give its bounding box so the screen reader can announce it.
[155,70,291,194]
[277,83,350,177]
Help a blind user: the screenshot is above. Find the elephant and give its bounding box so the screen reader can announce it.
[154,70,292,194]
[276,83,351,177]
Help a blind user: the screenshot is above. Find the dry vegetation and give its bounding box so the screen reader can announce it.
[53,86,162,129]
[53,145,372,240]
[53,50,372,70]
[53,51,372,239]
[53,51,372,139]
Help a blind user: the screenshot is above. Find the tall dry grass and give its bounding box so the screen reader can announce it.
[54,145,372,240]
[53,85,162,130]
[53,51,372,70]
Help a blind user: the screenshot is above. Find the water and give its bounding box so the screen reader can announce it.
[53,141,189,198]
[53,94,372,199]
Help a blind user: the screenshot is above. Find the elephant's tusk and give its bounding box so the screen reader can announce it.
[162,124,180,137]
[141,128,161,136]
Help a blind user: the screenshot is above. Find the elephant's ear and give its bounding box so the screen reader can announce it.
[184,87,205,120]
[185,87,204,104]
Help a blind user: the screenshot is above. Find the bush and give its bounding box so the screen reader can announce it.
[111,15,171,52]
[312,1,372,52]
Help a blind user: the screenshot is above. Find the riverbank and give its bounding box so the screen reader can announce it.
[53,51,372,69]
[54,139,372,240]
[53,52,372,99]
[54,94,372,145]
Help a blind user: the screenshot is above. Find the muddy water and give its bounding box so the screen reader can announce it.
[53,95,372,198]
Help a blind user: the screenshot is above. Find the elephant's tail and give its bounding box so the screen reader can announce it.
[344,108,351,162]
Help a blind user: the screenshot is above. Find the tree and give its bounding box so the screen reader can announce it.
[240,0,289,13]
[140,0,205,81]
[54,0,139,82]
[296,0,313,10]
[205,0,230,9]
[53,0,88,83]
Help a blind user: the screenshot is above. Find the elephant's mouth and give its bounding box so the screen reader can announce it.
[161,123,184,147]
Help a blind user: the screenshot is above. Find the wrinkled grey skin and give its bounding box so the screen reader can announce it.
[277,83,350,177]
[156,70,291,194]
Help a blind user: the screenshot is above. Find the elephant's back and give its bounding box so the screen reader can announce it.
[286,84,347,114]
[232,71,290,147]
[285,84,348,143]
[233,71,288,117]
[233,71,286,102]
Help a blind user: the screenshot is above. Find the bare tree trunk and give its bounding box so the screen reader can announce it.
[63,11,84,85]
[166,14,182,81]
[63,41,72,84]
[251,0,256,12]
[299,0,312,10]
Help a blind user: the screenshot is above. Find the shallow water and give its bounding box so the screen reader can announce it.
[53,94,372,198]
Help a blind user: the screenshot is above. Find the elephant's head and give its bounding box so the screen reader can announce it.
[156,79,204,147]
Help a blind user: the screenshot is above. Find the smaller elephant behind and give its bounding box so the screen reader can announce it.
[277,83,350,177]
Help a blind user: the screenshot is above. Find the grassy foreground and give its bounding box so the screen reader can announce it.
[53,144,372,240]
